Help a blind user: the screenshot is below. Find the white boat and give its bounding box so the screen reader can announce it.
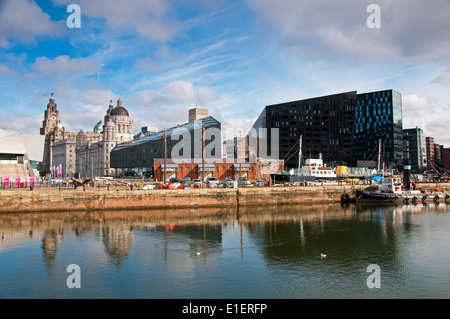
[298,157,337,179]
[294,136,336,180]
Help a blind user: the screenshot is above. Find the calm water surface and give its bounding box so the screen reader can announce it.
[1,203,450,299]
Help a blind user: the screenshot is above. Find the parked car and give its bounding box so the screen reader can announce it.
[168,177,181,189]
[192,179,203,188]
[206,176,219,188]
[179,177,191,186]
[220,177,235,188]
[237,177,252,186]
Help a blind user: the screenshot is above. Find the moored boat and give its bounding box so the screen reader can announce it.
[355,175,450,203]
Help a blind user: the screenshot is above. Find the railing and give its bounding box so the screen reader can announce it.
[0,160,19,164]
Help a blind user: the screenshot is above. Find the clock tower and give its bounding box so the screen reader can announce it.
[40,93,63,171]
[40,93,60,136]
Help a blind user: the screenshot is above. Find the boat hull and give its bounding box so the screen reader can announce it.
[355,189,450,203]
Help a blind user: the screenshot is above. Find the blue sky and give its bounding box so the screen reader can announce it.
[1,0,450,145]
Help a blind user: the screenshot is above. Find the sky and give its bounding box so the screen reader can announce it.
[1,0,450,145]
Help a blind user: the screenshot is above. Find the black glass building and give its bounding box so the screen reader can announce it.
[403,127,427,174]
[250,91,357,169]
[354,90,403,167]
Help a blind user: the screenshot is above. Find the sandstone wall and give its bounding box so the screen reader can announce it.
[0,185,356,213]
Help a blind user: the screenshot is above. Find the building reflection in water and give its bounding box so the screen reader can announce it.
[1,203,449,273]
[41,229,63,268]
[151,222,224,265]
[100,226,134,268]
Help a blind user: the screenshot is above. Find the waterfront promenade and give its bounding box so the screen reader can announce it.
[1,182,449,213]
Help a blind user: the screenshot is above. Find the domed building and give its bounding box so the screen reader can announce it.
[41,94,135,178]
[93,121,104,134]
[75,98,134,177]
[104,98,134,143]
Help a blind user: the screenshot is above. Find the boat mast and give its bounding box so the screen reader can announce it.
[298,135,302,174]
[377,139,381,174]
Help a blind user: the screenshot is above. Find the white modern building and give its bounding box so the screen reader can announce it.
[0,128,45,179]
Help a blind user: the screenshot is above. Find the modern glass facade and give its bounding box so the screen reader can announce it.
[403,127,427,174]
[426,137,435,171]
[354,90,403,166]
[252,91,357,169]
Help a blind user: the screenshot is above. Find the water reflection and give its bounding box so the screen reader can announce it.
[101,226,134,268]
[1,202,450,298]
[0,207,237,270]
[1,203,449,269]
[41,229,63,268]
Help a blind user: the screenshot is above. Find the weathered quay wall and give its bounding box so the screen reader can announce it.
[0,185,357,213]
[1,183,448,213]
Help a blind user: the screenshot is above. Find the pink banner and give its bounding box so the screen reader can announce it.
[3,177,9,187]
[15,177,21,187]
[29,177,35,187]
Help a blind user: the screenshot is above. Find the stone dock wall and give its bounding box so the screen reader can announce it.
[1,183,448,213]
[0,185,356,213]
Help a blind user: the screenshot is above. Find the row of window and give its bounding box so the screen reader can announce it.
[355,103,392,117]
[358,96,391,105]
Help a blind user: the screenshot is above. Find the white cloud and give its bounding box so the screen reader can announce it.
[78,89,119,107]
[138,80,221,106]
[402,94,437,114]
[163,80,197,102]
[131,80,222,131]
[133,58,161,72]
[246,0,450,63]
[401,94,450,144]
[135,89,158,105]
[32,55,101,76]
[0,64,18,76]
[51,0,178,42]
[197,87,220,104]
[432,69,450,85]
[0,0,65,48]
[422,113,450,146]
[0,112,42,134]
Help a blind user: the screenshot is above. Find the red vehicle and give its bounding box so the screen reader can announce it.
[192,179,203,188]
